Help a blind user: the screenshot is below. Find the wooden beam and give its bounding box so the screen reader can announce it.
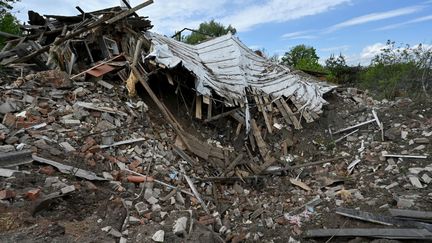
[280,98,302,129]
[106,0,154,24]
[206,99,212,120]
[204,108,241,123]
[131,39,143,68]
[195,95,202,119]
[306,228,432,240]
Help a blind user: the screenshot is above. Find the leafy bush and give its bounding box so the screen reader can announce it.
[325,54,361,84]
[359,40,432,99]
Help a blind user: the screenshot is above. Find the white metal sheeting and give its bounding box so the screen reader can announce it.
[144,32,335,114]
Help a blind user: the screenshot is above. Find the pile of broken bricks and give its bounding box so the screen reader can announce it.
[1,69,431,241]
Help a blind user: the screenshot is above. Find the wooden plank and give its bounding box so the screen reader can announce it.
[291,98,314,123]
[204,108,241,123]
[131,39,143,68]
[306,228,432,240]
[235,123,242,136]
[274,99,292,125]
[195,95,202,119]
[207,99,212,120]
[181,132,210,160]
[166,73,174,85]
[224,154,244,175]
[202,96,210,105]
[209,147,224,160]
[263,96,272,112]
[335,208,432,231]
[258,96,272,134]
[280,98,302,129]
[250,119,276,172]
[249,133,256,152]
[389,209,432,221]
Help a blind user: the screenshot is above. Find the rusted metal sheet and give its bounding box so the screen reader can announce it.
[86,64,115,77]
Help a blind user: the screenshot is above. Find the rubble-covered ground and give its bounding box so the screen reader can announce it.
[0,68,431,242]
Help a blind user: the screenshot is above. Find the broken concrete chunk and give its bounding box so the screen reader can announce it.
[62,119,81,125]
[173,216,188,236]
[59,142,76,152]
[397,198,415,208]
[146,196,158,205]
[61,185,76,194]
[414,138,430,144]
[422,174,432,184]
[0,145,15,153]
[152,230,164,242]
[413,145,426,151]
[135,202,149,215]
[98,80,114,90]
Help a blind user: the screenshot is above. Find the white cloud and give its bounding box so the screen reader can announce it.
[282,30,317,40]
[345,42,432,65]
[13,0,349,35]
[326,5,423,33]
[320,45,350,52]
[375,14,432,30]
[222,0,350,31]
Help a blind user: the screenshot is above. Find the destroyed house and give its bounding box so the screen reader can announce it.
[0,1,335,175]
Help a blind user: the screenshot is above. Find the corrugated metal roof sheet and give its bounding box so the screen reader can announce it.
[144,32,335,114]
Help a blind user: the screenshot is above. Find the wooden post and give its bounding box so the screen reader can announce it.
[195,95,202,119]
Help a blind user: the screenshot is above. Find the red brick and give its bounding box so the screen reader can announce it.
[198,215,215,225]
[2,113,16,128]
[81,137,96,152]
[39,166,56,175]
[0,190,16,200]
[26,188,41,201]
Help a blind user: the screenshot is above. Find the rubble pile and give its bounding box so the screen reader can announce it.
[0,1,431,242]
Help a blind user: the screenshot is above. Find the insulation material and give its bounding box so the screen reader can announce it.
[126,71,138,97]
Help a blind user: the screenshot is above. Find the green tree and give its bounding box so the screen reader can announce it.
[281,45,319,67]
[182,20,236,45]
[281,44,325,72]
[0,0,20,48]
[0,0,19,14]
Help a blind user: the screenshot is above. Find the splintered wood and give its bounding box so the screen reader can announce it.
[251,119,276,173]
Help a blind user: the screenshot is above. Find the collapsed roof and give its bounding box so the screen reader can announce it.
[146,32,334,113]
[0,0,336,174]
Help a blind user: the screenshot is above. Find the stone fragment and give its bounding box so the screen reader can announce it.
[5,136,18,144]
[129,216,141,225]
[397,198,414,208]
[59,142,76,152]
[401,130,408,140]
[26,188,41,200]
[147,196,158,205]
[62,119,81,125]
[152,230,164,242]
[0,145,15,153]
[414,138,430,144]
[135,202,149,215]
[414,145,426,151]
[0,189,16,200]
[108,228,122,238]
[61,185,76,194]
[408,175,423,188]
[422,174,432,184]
[173,217,188,236]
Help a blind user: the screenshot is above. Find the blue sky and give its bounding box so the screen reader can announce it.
[12,0,432,65]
